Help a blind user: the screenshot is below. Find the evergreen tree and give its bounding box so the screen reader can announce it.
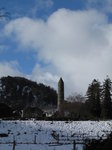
[86,79,101,118]
[101,77,112,119]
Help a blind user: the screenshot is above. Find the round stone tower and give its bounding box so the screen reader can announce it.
[58,77,64,115]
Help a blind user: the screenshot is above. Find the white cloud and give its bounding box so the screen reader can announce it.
[31,0,53,17]
[30,63,59,89]
[0,61,57,91]
[0,61,22,77]
[4,9,112,96]
[87,0,112,13]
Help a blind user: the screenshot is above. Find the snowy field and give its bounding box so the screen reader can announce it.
[0,120,112,150]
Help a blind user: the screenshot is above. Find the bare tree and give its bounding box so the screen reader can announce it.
[66,93,85,103]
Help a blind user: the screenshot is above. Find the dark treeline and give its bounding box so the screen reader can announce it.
[63,76,112,120]
[0,76,57,118]
[86,76,112,119]
[0,76,111,120]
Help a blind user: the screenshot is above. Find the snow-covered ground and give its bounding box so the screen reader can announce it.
[0,120,112,150]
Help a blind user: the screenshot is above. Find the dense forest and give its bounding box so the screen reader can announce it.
[0,76,57,112]
[65,76,112,120]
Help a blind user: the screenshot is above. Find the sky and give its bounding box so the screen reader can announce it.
[0,0,112,97]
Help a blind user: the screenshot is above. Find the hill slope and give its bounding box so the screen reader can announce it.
[0,76,57,110]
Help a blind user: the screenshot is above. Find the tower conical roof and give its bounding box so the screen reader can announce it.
[59,77,63,83]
